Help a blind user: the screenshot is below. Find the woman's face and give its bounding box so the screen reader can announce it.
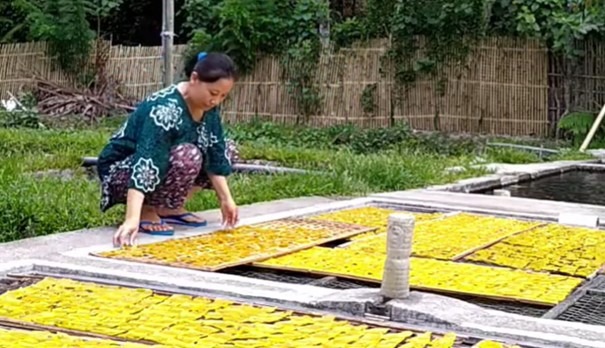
[189,73,234,111]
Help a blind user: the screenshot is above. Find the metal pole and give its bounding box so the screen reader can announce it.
[161,0,174,87]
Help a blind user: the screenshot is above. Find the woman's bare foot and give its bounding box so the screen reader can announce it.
[140,205,174,232]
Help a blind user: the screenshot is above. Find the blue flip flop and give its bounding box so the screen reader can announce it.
[159,213,208,228]
[139,221,175,236]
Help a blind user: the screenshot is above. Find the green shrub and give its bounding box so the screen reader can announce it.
[485,147,542,164]
[557,112,601,145]
[549,149,594,162]
[0,109,43,129]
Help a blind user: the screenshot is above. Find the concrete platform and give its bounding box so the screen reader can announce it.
[372,190,605,225]
[0,196,336,264]
[2,192,605,347]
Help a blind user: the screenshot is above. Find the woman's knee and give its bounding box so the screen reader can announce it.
[170,143,203,168]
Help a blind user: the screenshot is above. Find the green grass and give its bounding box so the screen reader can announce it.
[483,147,593,164]
[0,121,595,243]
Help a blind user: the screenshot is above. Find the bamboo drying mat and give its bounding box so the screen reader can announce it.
[253,254,581,307]
[451,223,548,261]
[0,275,477,348]
[91,218,376,272]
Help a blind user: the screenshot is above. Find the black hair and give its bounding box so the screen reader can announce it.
[184,52,238,83]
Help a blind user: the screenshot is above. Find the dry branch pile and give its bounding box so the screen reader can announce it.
[32,77,136,120]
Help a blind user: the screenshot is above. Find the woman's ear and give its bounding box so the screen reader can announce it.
[189,71,199,83]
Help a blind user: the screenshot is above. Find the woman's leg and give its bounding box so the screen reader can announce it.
[100,143,203,231]
[156,185,206,225]
[147,143,203,209]
[157,139,241,224]
[100,163,169,232]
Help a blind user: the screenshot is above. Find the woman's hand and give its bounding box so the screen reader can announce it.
[113,189,145,247]
[220,197,239,229]
[113,218,140,247]
[208,174,238,229]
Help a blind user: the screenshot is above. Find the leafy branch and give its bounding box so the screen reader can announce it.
[488,0,605,59]
[183,0,329,122]
[0,2,28,43]
[13,0,122,77]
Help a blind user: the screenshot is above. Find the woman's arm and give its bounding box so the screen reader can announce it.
[203,110,238,227]
[209,174,238,228]
[125,189,146,223]
[208,174,232,203]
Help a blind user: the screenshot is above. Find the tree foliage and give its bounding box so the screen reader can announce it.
[330,0,605,60]
[0,3,28,43]
[2,0,604,64]
[322,0,605,129]
[183,0,330,121]
[489,0,605,58]
[386,0,490,87]
[1,0,605,123]
[182,0,329,74]
[177,0,605,124]
[12,0,122,75]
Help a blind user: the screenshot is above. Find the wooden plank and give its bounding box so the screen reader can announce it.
[91,218,377,272]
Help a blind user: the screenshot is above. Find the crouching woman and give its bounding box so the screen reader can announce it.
[97,52,240,247]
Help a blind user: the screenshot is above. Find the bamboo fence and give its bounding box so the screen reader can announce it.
[0,41,188,100]
[221,37,550,136]
[548,38,605,135]
[0,37,603,136]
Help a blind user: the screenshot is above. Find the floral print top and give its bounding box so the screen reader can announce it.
[97,84,233,194]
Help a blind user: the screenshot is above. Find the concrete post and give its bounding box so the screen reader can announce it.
[380,213,415,299]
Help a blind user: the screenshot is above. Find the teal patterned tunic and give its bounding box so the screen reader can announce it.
[97,84,233,201]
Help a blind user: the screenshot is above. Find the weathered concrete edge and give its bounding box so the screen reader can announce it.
[387,295,605,348]
[368,191,605,226]
[0,260,35,276]
[313,289,605,348]
[0,196,342,265]
[0,259,342,309]
[369,195,558,222]
[433,160,598,193]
